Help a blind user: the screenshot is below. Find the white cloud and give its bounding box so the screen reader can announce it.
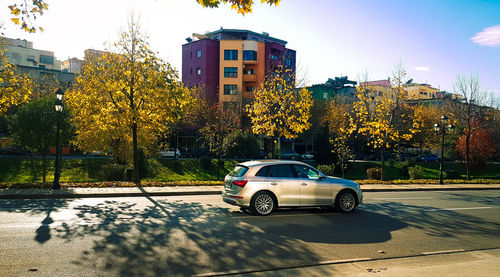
[471,25,500,47]
[414,66,429,71]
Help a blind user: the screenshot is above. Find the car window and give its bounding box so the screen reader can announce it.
[293,165,319,179]
[255,166,269,177]
[229,166,248,177]
[269,165,294,178]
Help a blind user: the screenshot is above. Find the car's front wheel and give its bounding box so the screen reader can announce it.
[336,190,357,213]
[250,191,275,216]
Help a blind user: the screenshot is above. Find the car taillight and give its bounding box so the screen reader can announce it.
[232,180,248,187]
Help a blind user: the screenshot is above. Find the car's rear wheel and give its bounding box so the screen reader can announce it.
[336,190,357,213]
[250,191,275,216]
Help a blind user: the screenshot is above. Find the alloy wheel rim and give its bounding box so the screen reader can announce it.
[339,193,355,211]
[255,194,273,214]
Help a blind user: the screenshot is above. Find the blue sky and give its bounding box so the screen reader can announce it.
[1,0,499,96]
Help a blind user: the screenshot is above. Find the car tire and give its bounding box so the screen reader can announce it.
[250,191,276,216]
[335,190,357,213]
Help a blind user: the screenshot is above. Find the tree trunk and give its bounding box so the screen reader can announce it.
[465,134,470,180]
[341,159,345,178]
[30,153,37,183]
[277,138,281,158]
[132,121,140,184]
[42,153,47,183]
[271,137,275,159]
[380,149,385,181]
[217,155,221,181]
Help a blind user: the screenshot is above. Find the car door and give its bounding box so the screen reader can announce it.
[268,164,300,206]
[292,164,332,206]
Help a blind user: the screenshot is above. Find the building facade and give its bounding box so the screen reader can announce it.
[2,37,75,85]
[3,37,61,70]
[182,29,296,107]
[403,83,440,100]
[61,57,83,73]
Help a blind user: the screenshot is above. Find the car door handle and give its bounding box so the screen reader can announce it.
[270,182,278,186]
[301,183,308,186]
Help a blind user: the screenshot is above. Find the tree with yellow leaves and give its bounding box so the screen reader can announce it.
[350,63,419,180]
[411,104,444,150]
[7,0,47,33]
[66,21,191,184]
[323,100,353,178]
[5,0,280,33]
[197,0,280,14]
[0,40,32,116]
[246,65,313,157]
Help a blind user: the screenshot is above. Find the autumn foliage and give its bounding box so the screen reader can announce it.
[247,66,313,140]
[66,22,190,182]
[0,40,32,116]
[456,128,496,167]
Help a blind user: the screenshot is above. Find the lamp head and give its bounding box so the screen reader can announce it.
[434,123,440,132]
[55,99,64,112]
[55,88,64,101]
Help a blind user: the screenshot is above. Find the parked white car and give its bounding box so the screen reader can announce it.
[158,148,181,158]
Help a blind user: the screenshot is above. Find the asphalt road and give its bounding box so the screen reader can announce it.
[0,190,499,276]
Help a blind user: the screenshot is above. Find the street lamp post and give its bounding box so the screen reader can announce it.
[53,88,64,190]
[434,115,454,185]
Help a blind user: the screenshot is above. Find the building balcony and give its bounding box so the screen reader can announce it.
[243,59,257,65]
[243,74,256,82]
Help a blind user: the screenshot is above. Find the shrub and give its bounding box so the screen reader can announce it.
[223,130,260,159]
[408,166,424,180]
[366,168,381,180]
[101,163,126,181]
[317,164,335,176]
[406,158,417,167]
[446,169,461,179]
[399,167,409,178]
[388,159,396,167]
[199,155,212,170]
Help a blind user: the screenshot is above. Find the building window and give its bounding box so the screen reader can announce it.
[40,55,54,65]
[246,86,255,92]
[224,85,238,95]
[286,58,291,66]
[243,50,257,61]
[270,54,278,60]
[224,67,238,78]
[196,67,201,75]
[245,69,255,75]
[224,50,238,60]
[196,50,201,58]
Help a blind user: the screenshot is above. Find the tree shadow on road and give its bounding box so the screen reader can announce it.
[441,192,500,206]
[43,193,500,276]
[54,198,323,276]
[360,202,500,238]
[0,197,72,244]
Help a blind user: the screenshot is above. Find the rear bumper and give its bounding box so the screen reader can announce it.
[222,191,250,208]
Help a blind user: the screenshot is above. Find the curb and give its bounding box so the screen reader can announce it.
[1,186,500,199]
[0,190,222,200]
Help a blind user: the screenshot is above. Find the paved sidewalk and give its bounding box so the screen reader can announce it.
[1,183,500,199]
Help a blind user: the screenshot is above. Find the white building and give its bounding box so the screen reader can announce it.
[2,37,61,70]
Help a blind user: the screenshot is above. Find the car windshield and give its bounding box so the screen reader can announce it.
[228,165,249,177]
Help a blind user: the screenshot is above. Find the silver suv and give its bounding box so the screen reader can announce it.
[222,160,363,216]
